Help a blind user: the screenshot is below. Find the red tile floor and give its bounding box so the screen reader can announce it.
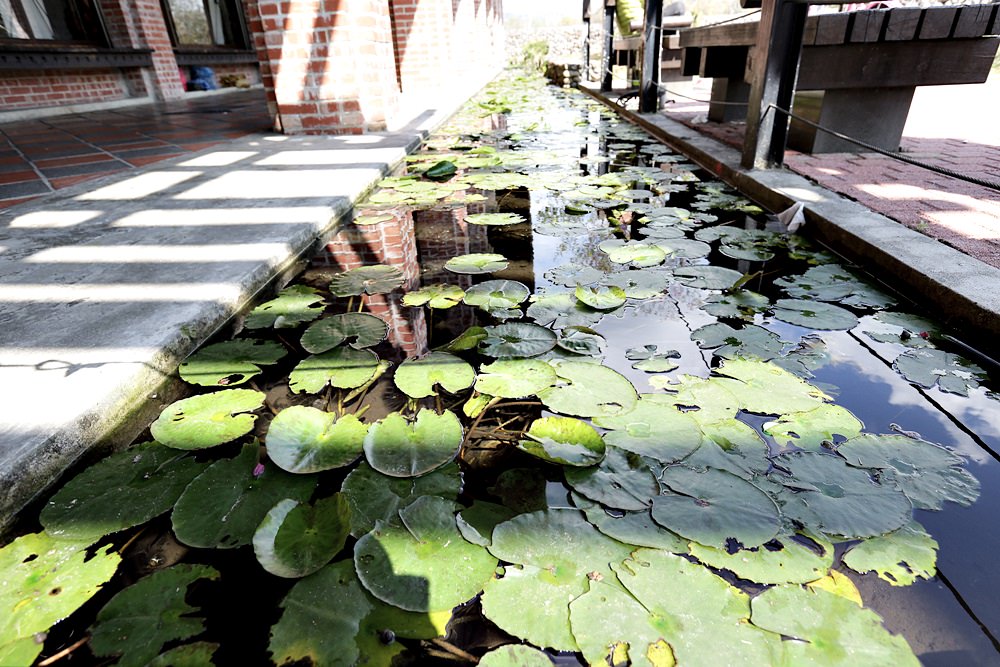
[0,89,272,209]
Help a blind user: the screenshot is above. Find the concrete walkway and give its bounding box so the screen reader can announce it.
[0,83,490,533]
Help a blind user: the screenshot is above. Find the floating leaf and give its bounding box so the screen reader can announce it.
[837,433,979,509]
[538,360,638,418]
[701,291,770,320]
[600,269,670,299]
[179,339,286,387]
[575,285,626,310]
[457,501,519,547]
[424,160,457,180]
[763,404,863,451]
[842,521,937,586]
[467,212,526,226]
[481,322,557,358]
[489,468,548,513]
[245,284,326,330]
[437,325,488,352]
[147,642,218,666]
[775,263,896,309]
[557,326,606,357]
[863,310,939,348]
[0,533,120,660]
[341,462,461,537]
[625,345,680,373]
[527,291,607,329]
[445,253,509,274]
[394,351,476,398]
[653,238,712,260]
[750,586,920,665]
[475,359,557,398]
[806,570,863,605]
[265,406,368,473]
[172,443,316,548]
[402,283,466,309]
[300,312,388,353]
[691,322,783,361]
[598,239,666,267]
[151,389,264,450]
[673,266,743,290]
[570,582,678,667]
[518,416,606,466]
[364,409,463,478]
[39,443,205,541]
[652,466,781,548]
[90,564,218,667]
[592,396,702,463]
[479,645,553,667]
[355,496,496,612]
[689,534,834,584]
[893,347,984,396]
[253,495,350,578]
[329,265,405,297]
[354,212,395,226]
[544,262,604,287]
[713,359,830,415]
[464,280,530,318]
[578,498,687,551]
[288,347,380,394]
[565,446,659,510]
[771,298,859,330]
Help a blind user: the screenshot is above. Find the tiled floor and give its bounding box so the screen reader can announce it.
[0,88,272,209]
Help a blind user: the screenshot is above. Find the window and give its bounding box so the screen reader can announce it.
[161,0,249,49]
[0,0,108,44]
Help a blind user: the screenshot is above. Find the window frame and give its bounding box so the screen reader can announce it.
[0,0,111,47]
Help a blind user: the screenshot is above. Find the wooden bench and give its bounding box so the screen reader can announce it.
[679,4,1000,153]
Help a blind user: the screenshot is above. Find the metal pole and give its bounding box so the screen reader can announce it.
[640,0,664,112]
[602,1,616,92]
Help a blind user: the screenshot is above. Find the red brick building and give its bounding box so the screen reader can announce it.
[0,0,505,133]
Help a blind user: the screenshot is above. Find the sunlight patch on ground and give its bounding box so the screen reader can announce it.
[78,171,201,201]
[7,211,101,229]
[0,283,242,302]
[25,243,291,263]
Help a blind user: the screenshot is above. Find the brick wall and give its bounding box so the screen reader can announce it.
[0,70,131,110]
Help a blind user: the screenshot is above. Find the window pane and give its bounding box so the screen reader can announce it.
[165,0,212,45]
[1,0,107,43]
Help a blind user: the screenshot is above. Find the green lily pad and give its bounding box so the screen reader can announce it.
[673,266,743,290]
[565,446,660,511]
[527,291,608,329]
[769,451,911,539]
[600,269,670,299]
[475,359,557,398]
[424,160,457,180]
[178,339,286,387]
[266,405,368,473]
[464,280,531,318]
[592,396,703,463]
[652,238,712,260]
[0,533,120,659]
[437,325,488,352]
[713,358,830,415]
[538,360,638,418]
[578,498,687,552]
[574,285,627,311]
[772,298,859,330]
[151,389,264,450]
[364,409,463,478]
[300,312,388,354]
[354,496,497,612]
[445,253,509,274]
[402,283,466,309]
[147,642,219,666]
[393,351,475,398]
[245,284,326,330]
[764,404,863,451]
[689,534,834,584]
[90,564,218,667]
[556,326,606,357]
[172,443,316,548]
[39,443,205,541]
[544,262,604,287]
[893,347,985,396]
[842,521,937,586]
[488,468,549,513]
[773,334,831,378]
[457,501,519,547]
[253,494,351,578]
[481,322,557,358]
[863,310,938,347]
[837,433,979,510]
[479,645,553,667]
[682,421,771,480]
[354,212,395,226]
[288,347,380,394]
[652,466,781,548]
[341,462,462,537]
[329,265,405,297]
[701,290,770,320]
[598,239,666,267]
[750,586,920,666]
[467,212,526,226]
[691,322,783,361]
[518,416,606,466]
[625,345,680,373]
[776,263,897,309]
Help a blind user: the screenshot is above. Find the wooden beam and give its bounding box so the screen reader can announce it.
[640,0,664,112]
[602,2,615,91]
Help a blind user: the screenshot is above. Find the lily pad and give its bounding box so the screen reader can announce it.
[625,345,680,373]
[39,443,205,541]
[354,496,497,612]
[445,253,509,274]
[750,585,920,665]
[265,405,369,473]
[464,280,530,318]
[652,466,781,548]
[689,534,834,584]
[90,564,218,667]
[763,404,863,451]
[288,347,380,394]
[544,262,604,287]
[437,325,488,352]
[364,409,463,478]
[148,642,218,666]
[592,396,703,463]
[776,263,896,309]
[151,389,264,450]
[300,312,388,354]
[1,532,120,660]
[341,462,462,537]
[467,212,526,226]
[701,290,770,320]
[600,269,670,299]
[578,499,687,551]
[556,326,606,357]
[772,298,859,330]
[574,285,627,311]
[893,347,984,396]
[691,322,783,360]
[457,501,519,547]
[179,339,286,387]
[842,521,938,586]
[475,359,557,398]
[713,359,830,415]
[673,266,743,290]
[598,239,666,267]
[245,284,326,330]
[527,291,608,329]
[354,212,395,226]
[518,416,606,466]
[479,645,553,667]
[172,443,316,548]
[481,322,558,358]
[565,446,659,510]
[652,238,712,260]
[252,494,351,578]
[538,360,638,418]
[402,283,466,309]
[393,351,475,398]
[329,265,405,297]
[424,160,458,180]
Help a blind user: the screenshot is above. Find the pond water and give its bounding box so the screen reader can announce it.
[4,71,1000,666]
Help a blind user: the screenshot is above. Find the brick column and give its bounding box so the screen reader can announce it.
[123,0,186,99]
[247,0,400,134]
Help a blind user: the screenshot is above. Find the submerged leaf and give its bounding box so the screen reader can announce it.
[701,290,770,320]
[772,298,859,330]
[673,266,742,290]
[691,322,783,361]
[151,389,264,450]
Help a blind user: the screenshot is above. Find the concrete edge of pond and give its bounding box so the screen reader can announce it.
[580,87,1000,344]
[0,81,494,537]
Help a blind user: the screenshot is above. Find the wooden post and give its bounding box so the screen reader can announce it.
[602,0,616,91]
[741,0,808,169]
[640,0,664,111]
